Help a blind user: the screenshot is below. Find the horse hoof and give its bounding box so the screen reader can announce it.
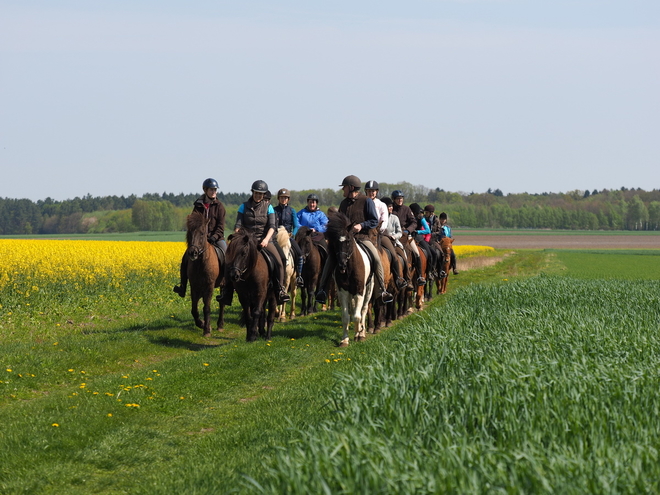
[203,331,211,337]
[339,339,349,347]
[356,336,367,342]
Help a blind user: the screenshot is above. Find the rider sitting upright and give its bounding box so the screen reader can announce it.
[173,178,226,298]
[274,188,305,287]
[439,212,459,275]
[225,180,291,305]
[390,190,425,286]
[316,175,394,304]
[364,180,407,290]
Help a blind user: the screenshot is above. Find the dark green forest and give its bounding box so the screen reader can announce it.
[1,184,659,235]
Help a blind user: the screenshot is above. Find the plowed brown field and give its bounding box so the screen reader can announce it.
[455,231,660,249]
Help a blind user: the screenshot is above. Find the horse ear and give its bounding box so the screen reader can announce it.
[227,233,235,242]
[305,228,313,237]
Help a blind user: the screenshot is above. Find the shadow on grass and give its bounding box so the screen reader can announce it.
[147,336,235,351]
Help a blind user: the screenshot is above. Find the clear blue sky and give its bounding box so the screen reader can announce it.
[1,0,658,201]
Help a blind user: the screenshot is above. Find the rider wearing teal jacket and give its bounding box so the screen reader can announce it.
[439,212,459,275]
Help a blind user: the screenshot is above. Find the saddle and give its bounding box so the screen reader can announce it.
[260,248,278,285]
[213,244,225,267]
[354,238,376,283]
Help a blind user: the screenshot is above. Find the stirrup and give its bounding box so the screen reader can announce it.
[396,277,408,289]
[453,269,459,275]
[315,290,327,304]
[416,277,426,286]
[279,290,291,304]
[296,275,305,287]
[381,291,394,304]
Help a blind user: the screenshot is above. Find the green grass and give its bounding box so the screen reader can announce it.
[550,249,660,280]
[2,249,660,493]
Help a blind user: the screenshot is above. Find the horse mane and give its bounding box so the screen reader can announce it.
[325,211,352,242]
[225,228,258,267]
[186,211,207,246]
[276,226,291,251]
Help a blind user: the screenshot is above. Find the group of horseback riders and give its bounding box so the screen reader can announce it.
[173,175,458,307]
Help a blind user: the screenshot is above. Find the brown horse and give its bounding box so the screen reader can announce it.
[276,227,297,322]
[366,225,394,333]
[295,226,323,316]
[224,229,277,342]
[437,236,454,294]
[184,212,224,336]
[325,213,374,347]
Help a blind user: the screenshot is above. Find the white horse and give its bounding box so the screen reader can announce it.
[276,226,297,322]
[325,213,375,347]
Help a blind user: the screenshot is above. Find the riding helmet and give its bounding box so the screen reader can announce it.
[251,180,269,193]
[410,203,422,216]
[391,190,404,199]
[277,188,290,198]
[307,193,320,203]
[339,175,362,189]
[203,178,219,190]
[364,180,379,190]
[424,204,435,213]
[381,197,393,207]
[439,212,448,220]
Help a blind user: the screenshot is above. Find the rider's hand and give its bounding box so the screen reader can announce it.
[259,239,268,248]
[353,224,362,233]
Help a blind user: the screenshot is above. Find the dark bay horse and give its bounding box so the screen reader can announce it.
[325,213,374,347]
[295,226,323,316]
[224,229,276,342]
[184,212,224,336]
[366,225,394,333]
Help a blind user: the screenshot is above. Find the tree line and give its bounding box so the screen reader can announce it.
[1,185,659,235]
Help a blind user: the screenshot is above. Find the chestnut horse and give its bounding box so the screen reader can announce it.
[224,229,277,342]
[184,212,224,336]
[437,236,454,294]
[325,213,374,347]
[295,226,323,316]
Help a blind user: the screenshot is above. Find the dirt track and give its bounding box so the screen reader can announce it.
[455,233,660,250]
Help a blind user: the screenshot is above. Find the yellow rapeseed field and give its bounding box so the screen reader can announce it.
[0,240,184,292]
[453,245,495,256]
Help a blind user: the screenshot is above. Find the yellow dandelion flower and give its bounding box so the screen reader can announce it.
[52,423,59,427]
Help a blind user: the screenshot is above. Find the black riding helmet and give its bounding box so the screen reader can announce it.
[381,197,393,207]
[391,190,404,199]
[364,180,379,190]
[410,203,423,216]
[307,193,320,203]
[203,178,219,189]
[251,180,268,193]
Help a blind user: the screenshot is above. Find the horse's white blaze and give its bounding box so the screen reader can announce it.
[339,235,347,243]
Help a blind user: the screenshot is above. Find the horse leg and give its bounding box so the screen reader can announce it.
[191,290,204,330]
[266,293,277,340]
[289,285,297,320]
[217,299,225,332]
[339,292,350,347]
[202,290,213,337]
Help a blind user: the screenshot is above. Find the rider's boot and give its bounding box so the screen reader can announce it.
[173,261,187,297]
[414,255,426,286]
[278,285,291,304]
[296,256,305,287]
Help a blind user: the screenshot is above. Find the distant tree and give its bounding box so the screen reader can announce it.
[583,190,591,199]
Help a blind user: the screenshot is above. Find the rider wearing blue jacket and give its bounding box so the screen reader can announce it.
[297,194,328,233]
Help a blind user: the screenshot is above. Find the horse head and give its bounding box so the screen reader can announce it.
[186,212,209,261]
[326,213,356,274]
[225,229,256,283]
